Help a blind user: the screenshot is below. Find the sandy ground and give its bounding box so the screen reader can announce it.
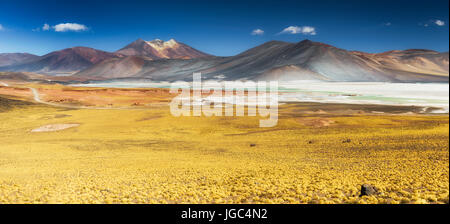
[31,124,80,132]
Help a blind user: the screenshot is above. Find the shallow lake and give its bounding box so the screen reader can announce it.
[72,81,449,113]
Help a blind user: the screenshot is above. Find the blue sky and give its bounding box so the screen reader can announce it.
[0,0,448,56]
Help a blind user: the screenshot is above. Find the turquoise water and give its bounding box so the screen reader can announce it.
[72,81,449,113]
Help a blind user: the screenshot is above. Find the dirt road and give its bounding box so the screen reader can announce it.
[30,87,42,102]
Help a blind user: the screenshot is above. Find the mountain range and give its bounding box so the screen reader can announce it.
[0,47,124,75]
[0,39,448,82]
[0,53,40,67]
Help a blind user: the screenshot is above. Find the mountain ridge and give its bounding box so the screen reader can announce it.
[74,39,449,82]
[0,39,212,75]
[0,53,40,67]
[116,38,211,59]
[1,39,448,82]
[0,47,123,75]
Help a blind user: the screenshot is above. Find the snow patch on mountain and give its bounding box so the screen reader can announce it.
[146,39,180,58]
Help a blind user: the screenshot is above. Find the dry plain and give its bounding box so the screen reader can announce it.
[0,81,448,204]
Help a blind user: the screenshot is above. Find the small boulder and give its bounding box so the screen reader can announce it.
[250,144,256,147]
[360,184,378,197]
[342,139,352,143]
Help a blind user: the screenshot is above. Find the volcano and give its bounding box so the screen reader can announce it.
[116,38,210,59]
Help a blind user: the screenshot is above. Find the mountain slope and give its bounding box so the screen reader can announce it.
[210,40,448,82]
[75,56,224,81]
[200,40,388,81]
[75,40,449,82]
[116,39,210,59]
[0,53,40,66]
[355,49,449,77]
[0,47,122,75]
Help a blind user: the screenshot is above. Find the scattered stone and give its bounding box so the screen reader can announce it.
[250,144,256,147]
[360,184,378,197]
[342,139,352,143]
[308,140,314,144]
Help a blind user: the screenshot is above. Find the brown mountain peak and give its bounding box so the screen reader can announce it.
[116,38,209,59]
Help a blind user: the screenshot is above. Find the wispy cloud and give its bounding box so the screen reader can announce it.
[420,19,446,27]
[383,22,392,26]
[435,20,445,26]
[42,23,50,31]
[279,26,316,35]
[53,23,88,32]
[0,24,4,31]
[33,23,51,32]
[251,29,264,35]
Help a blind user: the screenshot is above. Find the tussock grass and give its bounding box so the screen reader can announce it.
[0,98,448,204]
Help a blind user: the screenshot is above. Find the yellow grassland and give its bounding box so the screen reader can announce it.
[0,90,448,204]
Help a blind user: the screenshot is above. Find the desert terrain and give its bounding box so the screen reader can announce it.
[0,80,448,204]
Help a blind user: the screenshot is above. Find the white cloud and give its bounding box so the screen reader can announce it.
[301,26,316,35]
[421,20,446,27]
[33,23,51,32]
[53,23,88,32]
[280,26,316,35]
[435,20,445,26]
[0,24,4,31]
[251,29,264,35]
[43,23,50,31]
[384,22,392,26]
[281,26,302,34]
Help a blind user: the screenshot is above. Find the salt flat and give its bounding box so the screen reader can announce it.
[73,81,449,113]
[277,81,449,113]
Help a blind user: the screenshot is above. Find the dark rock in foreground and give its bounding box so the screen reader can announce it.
[360,184,379,197]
